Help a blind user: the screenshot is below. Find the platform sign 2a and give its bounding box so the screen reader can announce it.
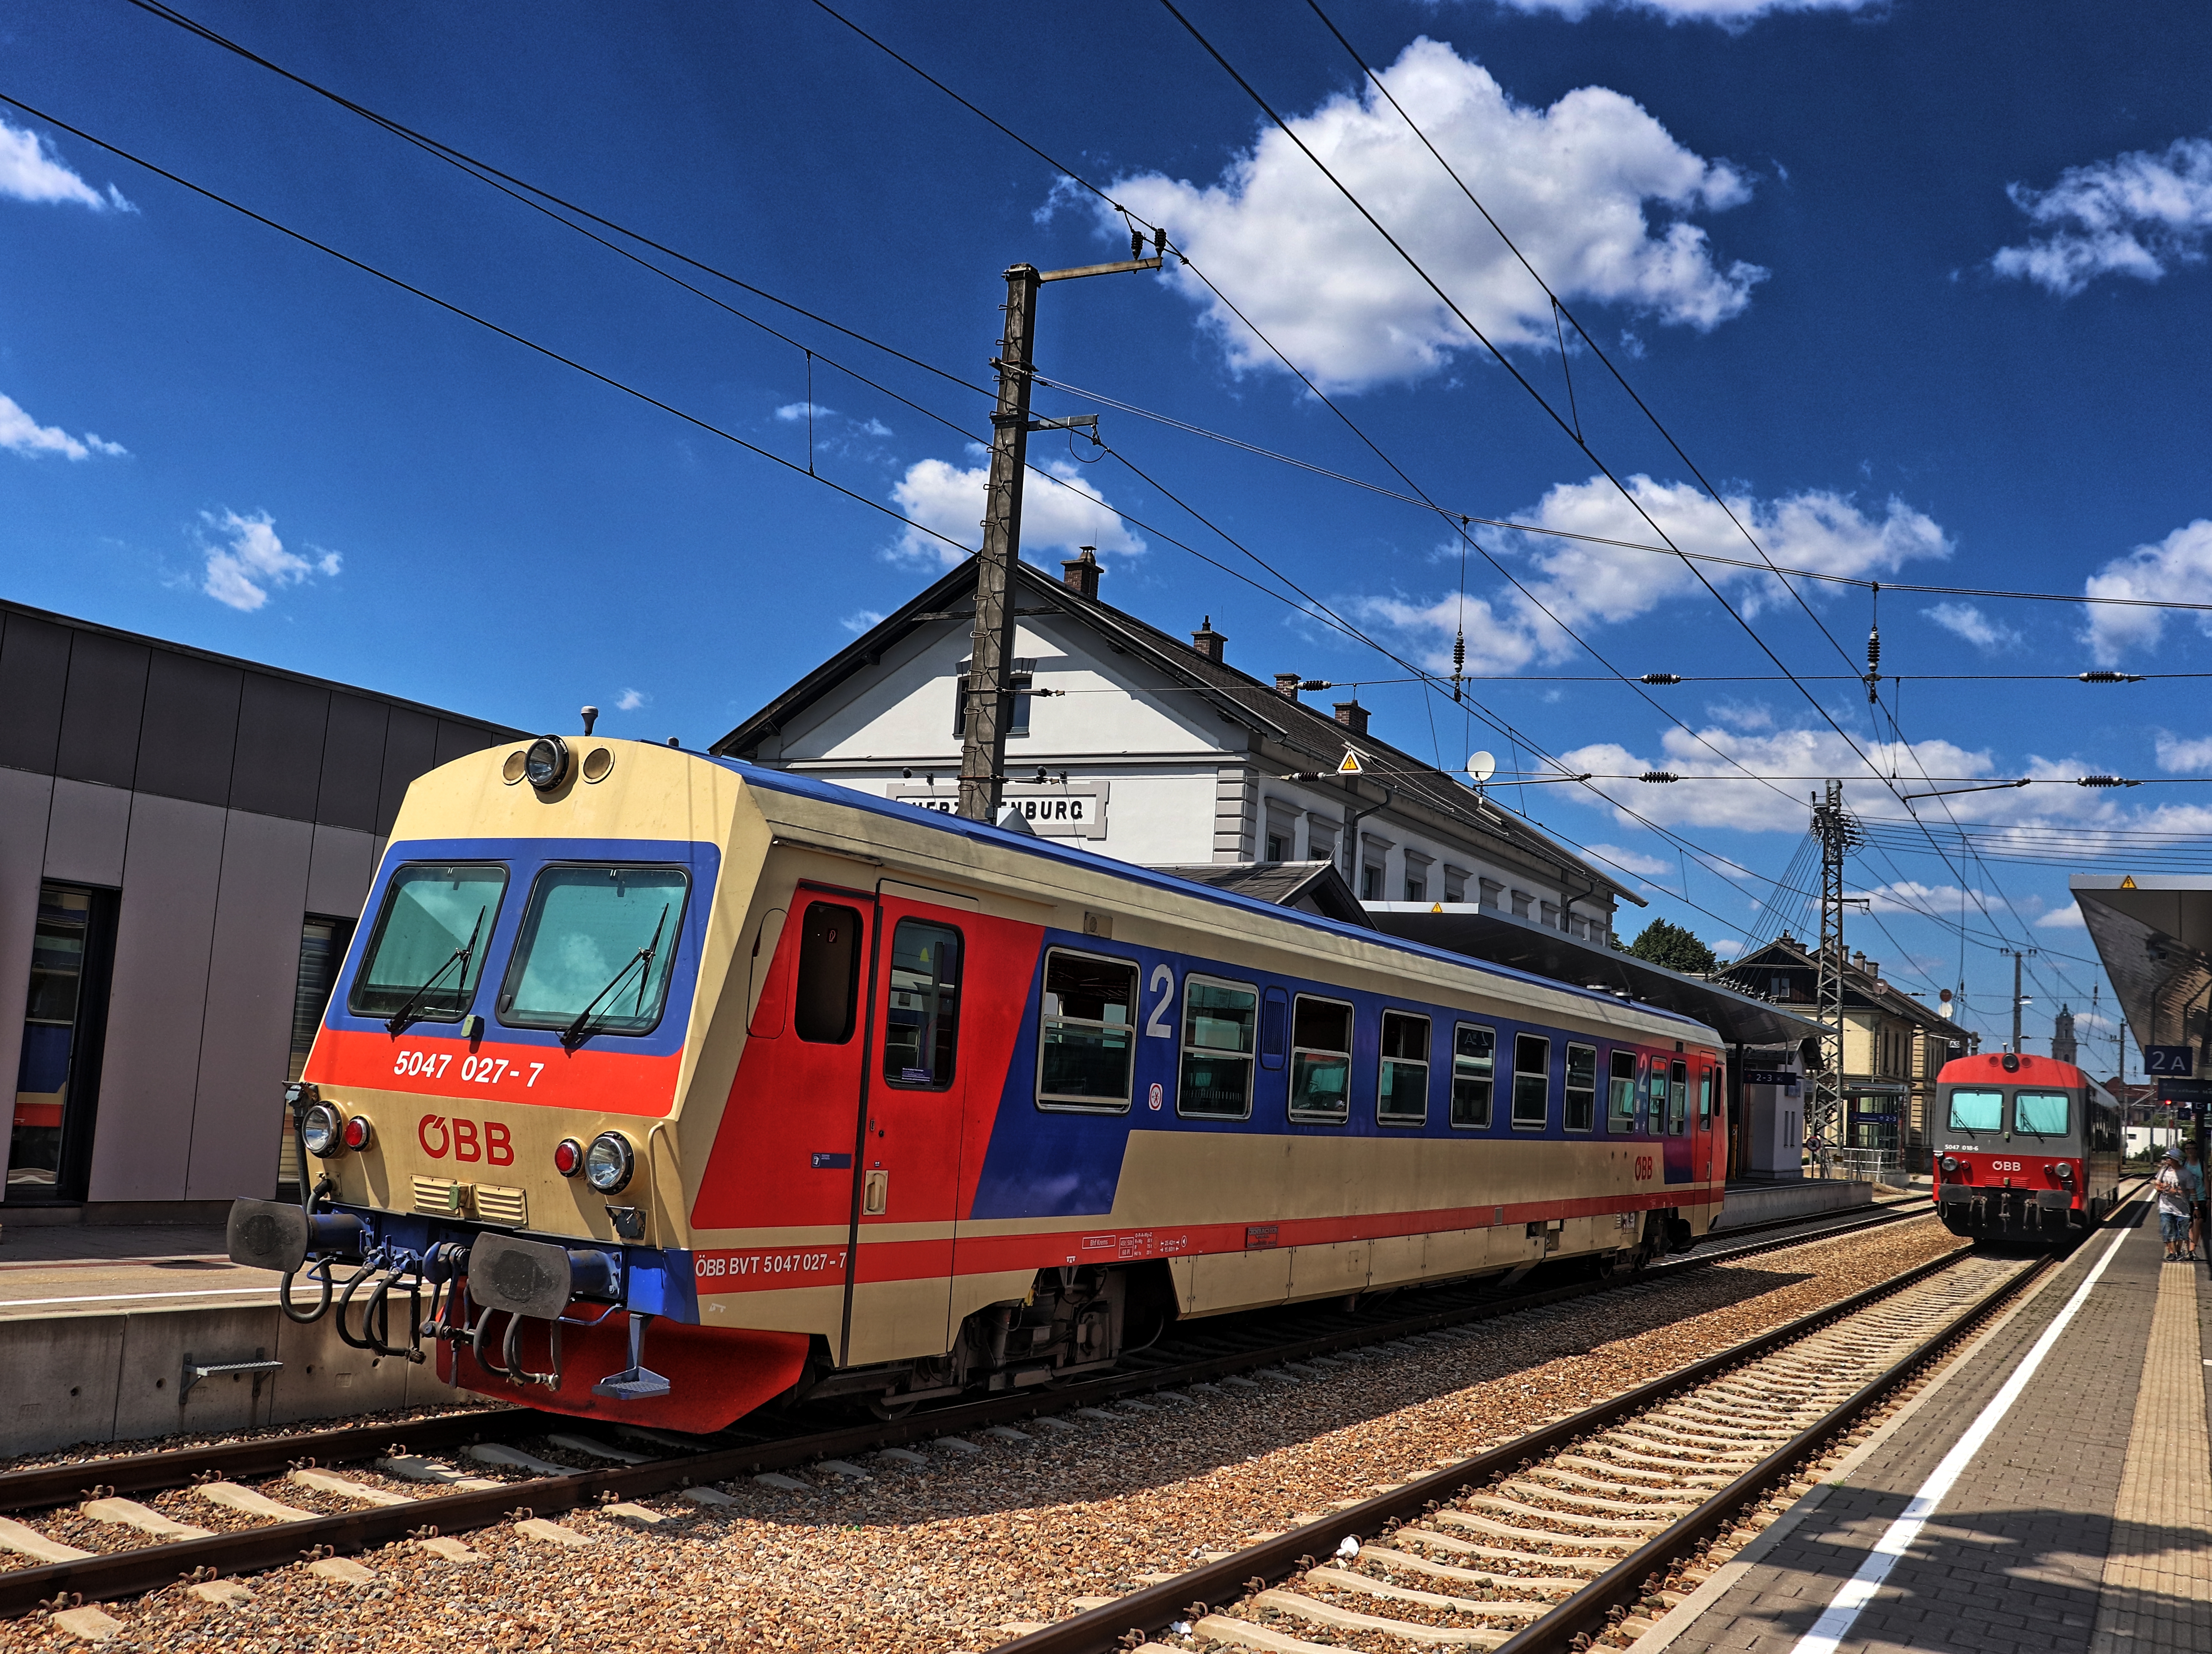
[2144,1045,2194,1077]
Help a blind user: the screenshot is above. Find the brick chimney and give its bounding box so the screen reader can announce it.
[1190,615,1226,664]
[1061,546,1101,600]
[1333,700,1369,736]
[1274,672,1304,700]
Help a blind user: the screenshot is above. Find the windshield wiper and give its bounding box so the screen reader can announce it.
[561,905,671,1051]
[384,907,485,1035]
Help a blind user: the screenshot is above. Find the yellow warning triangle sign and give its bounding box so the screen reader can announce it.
[2121,874,2137,889]
[1337,749,1364,774]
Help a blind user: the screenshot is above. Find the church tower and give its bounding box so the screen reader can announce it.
[2052,1004,2077,1066]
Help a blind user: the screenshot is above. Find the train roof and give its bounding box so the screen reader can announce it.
[706,752,1724,1040]
[1936,1050,2107,1093]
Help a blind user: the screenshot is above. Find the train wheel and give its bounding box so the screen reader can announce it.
[867,1394,920,1421]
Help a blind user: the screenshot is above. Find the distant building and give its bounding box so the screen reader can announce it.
[1,598,519,1218]
[2051,1003,2077,1066]
[1723,935,1969,1163]
[715,554,1639,940]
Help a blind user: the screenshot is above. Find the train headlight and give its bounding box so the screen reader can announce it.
[524,735,571,791]
[553,1138,584,1178]
[300,1103,346,1159]
[2056,1161,2074,1180]
[1939,1154,1958,1175]
[584,1132,635,1194]
[341,1115,375,1152]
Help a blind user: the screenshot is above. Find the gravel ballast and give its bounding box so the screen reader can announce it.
[0,1218,1967,1653]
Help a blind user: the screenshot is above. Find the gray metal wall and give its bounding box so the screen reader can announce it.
[0,602,521,1205]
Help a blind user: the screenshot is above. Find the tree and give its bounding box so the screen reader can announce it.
[1625,917,1717,975]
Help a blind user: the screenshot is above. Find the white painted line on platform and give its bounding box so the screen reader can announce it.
[2,1284,280,1308]
[1786,1220,2134,1654]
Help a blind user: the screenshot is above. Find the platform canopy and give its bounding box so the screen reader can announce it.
[1362,904,1826,1049]
[2070,874,2212,1059]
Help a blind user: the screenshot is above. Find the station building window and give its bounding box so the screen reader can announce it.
[1361,864,1384,902]
[278,913,356,1197]
[1404,873,1426,902]
[951,669,1032,738]
[1378,1011,1431,1125]
[1451,1024,1495,1128]
[1264,832,1289,862]
[1288,995,1352,1122]
[1512,1033,1550,1129]
[10,882,119,1203]
[1178,976,1256,1119]
[1037,949,1136,1110]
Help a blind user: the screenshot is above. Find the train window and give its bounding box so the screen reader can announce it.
[1178,976,1256,1119]
[1511,1034,1550,1129]
[496,865,688,1040]
[1036,949,1137,1110]
[1668,1060,1688,1135]
[2014,1090,2070,1136]
[1607,1051,1638,1133]
[793,903,861,1044]
[350,862,508,1024]
[1698,1068,1713,1123]
[1378,1011,1431,1125]
[883,920,962,1089]
[1289,995,1352,1123]
[1450,1024,1495,1128]
[1947,1088,2002,1131]
[1564,1043,1597,1131]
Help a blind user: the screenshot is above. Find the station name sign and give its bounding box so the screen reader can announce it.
[887,780,1109,840]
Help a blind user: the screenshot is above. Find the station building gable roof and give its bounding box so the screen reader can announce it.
[712,557,1637,906]
[1723,935,1957,1035]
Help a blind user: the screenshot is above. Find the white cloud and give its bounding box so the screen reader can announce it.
[774,401,831,423]
[1992,136,2212,296]
[2082,519,2212,665]
[889,454,1143,569]
[2156,732,2212,772]
[197,510,340,612]
[1922,601,2019,652]
[0,116,132,211]
[2036,905,2088,930]
[840,609,885,634]
[0,392,127,461]
[1489,0,1880,18]
[1584,842,1672,877]
[1853,880,2011,920]
[614,688,648,712]
[1350,473,1948,672]
[1103,38,1763,392]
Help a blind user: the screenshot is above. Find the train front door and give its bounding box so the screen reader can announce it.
[841,892,967,1367]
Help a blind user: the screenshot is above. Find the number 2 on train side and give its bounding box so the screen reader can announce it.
[1145,964,1175,1038]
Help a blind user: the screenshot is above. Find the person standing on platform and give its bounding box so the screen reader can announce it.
[2184,1139,2205,1262]
[2155,1149,2191,1263]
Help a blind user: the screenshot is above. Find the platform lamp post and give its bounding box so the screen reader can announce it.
[957,236,1164,822]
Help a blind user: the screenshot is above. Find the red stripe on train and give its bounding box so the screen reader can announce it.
[306,1027,679,1118]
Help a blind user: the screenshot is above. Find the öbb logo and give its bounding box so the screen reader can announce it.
[417,1114,514,1165]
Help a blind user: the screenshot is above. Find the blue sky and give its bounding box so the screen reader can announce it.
[4,0,2211,1066]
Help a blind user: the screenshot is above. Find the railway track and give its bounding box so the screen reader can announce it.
[0,1193,1935,1619]
[994,1192,2144,1654]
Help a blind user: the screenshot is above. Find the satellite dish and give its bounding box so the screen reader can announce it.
[1467,751,1496,784]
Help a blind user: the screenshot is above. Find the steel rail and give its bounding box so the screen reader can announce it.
[991,1243,2051,1654]
[0,1195,1938,1615]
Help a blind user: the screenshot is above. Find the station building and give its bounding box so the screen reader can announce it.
[0,597,519,1223]
[714,551,1641,941]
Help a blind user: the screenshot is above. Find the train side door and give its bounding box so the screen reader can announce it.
[1692,1057,1717,1188]
[841,895,966,1367]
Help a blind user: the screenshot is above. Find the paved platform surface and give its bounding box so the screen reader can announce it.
[1643,1201,2207,1654]
[0,1223,276,1321]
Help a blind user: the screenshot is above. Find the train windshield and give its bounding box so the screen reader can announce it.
[349,862,507,1022]
[497,864,688,1037]
[2013,1090,2070,1136]
[1947,1088,2003,1132]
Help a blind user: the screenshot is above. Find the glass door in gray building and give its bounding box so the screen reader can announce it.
[9,882,120,1203]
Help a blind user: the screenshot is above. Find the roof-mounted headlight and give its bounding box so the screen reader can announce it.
[524,735,571,791]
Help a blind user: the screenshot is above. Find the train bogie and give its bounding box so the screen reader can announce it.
[229,738,1730,1433]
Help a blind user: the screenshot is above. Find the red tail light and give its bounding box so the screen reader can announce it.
[341,1115,374,1151]
[553,1138,583,1178]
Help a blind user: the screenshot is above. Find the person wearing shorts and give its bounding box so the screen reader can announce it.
[2155,1150,2191,1261]
[2185,1140,2205,1263]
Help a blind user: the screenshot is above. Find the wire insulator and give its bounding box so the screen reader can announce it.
[2076,775,2136,787]
[2078,671,2142,683]
[1640,771,1680,784]
[1640,673,1682,685]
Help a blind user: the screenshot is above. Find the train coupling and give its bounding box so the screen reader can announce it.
[227,1198,367,1275]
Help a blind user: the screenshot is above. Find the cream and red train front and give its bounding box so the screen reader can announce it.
[226,734,797,1432]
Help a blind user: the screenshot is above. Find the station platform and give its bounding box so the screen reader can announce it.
[0,1221,457,1458]
[1710,1179,1879,1231]
[1635,1199,2208,1654]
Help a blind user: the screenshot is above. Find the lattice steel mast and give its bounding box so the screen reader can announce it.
[1808,780,1861,1173]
